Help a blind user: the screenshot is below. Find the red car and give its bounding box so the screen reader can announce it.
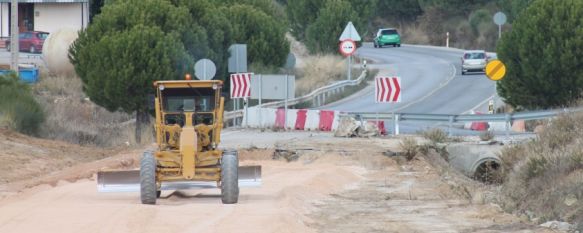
[6,31,49,54]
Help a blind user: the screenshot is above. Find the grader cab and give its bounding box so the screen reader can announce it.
[97,80,261,205]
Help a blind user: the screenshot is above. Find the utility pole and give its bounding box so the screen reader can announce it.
[10,0,19,72]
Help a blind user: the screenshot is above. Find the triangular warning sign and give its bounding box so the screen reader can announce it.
[339,21,361,42]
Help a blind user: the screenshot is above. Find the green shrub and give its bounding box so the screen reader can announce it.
[0,73,44,135]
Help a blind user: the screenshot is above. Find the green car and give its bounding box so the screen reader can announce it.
[373,28,401,48]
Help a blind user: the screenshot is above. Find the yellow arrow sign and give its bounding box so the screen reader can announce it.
[485,60,506,81]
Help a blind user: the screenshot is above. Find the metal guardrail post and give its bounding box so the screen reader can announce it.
[505,113,511,139]
[448,115,455,137]
[393,113,400,135]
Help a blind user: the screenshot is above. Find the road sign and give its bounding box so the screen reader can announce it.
[375,76,401,103]
[194,59,216,80]
[250,74,295,100]
[485,60,506,81]
[230,73,252,99]
[339,40,356,57]
[494,12,507,26]
[339,21,361,41]
[228,44,247,73]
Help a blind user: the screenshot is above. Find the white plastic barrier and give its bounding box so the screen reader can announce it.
[245,107,277,128]
[285,109,299,129]
[305,110,320,130]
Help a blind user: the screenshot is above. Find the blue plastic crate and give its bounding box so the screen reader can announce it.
[0,67,39,83]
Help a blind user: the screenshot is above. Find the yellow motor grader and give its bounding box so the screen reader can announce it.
[97,79,261,204]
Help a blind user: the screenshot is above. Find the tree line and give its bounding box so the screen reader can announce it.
[71,0,289,142]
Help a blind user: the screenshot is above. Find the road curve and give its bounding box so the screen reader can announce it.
[325,44,495,115]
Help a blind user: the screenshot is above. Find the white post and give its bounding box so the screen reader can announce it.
[498,25,502,39]
[284,74,289,130]
[244,97,248,127]
[446,32,450,48]
[258,74,262,128]
[347,55,352,80]
[10,0,18,72]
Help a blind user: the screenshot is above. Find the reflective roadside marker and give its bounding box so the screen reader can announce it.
[486,60,506,81]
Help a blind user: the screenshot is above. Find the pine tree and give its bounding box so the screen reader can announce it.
[497,0,583,109]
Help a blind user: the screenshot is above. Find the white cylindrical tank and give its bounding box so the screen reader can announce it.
[42,28,79,76]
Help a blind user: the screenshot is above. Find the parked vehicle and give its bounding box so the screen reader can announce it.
[374,28,401,48]
[461,50,488,75]
[6,31,49,54]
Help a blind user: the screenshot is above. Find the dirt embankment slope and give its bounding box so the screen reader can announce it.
[0,129,136,195]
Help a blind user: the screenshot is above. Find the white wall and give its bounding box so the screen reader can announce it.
[34,3,87,33]
[0,3,9,37]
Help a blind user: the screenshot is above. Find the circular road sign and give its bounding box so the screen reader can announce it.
[494,12,507,26]
[339,39,356,57]
[194,59,216,80]
[485,59,506,81]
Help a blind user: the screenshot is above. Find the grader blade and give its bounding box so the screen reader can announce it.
[97,165,262,193]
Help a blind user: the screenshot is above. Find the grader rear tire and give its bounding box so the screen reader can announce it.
[140,151,157,205]
[221,150,239,204]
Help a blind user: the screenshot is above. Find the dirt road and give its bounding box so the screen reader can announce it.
[0,130,553,233]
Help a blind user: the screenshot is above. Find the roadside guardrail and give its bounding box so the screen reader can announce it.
[224,68,369,124]
[345,108,582,136]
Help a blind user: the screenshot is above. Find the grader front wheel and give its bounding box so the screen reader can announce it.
[140,151,158,205]
[221,150,239,204]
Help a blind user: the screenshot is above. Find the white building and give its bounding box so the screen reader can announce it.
[0,0,89,38]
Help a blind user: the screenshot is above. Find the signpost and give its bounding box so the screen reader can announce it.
[493,12,507,39]
[230,73,252,127]
[375,76,402,103]
[485,59,507,115]
[339,22,361,80]
[375,76,402,135]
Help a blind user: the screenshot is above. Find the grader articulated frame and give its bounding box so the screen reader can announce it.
[97,80,261,205]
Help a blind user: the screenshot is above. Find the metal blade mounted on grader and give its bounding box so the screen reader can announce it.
[97,165,262,193]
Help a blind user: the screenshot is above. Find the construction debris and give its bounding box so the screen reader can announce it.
[334,116,379,137]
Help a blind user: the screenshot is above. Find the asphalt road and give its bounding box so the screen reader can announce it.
[323,44,500,135]
[325,44,495,114]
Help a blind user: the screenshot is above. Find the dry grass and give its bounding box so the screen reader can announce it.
[499,113,583,225]
[399,137,418,161]
[422,128,449,144]
[33,74,151,147]
[295,54,346,96]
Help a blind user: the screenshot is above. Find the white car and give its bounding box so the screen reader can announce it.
[461,50,488,75]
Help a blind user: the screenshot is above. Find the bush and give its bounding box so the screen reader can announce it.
[422,128,448,144]
[0,74,44,135]
[399,137,418,161]
[501,112,583,224]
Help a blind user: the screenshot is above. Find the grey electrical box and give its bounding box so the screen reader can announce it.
[228,44,247,73]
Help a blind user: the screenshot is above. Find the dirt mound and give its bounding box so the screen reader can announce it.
[0,129,125,190]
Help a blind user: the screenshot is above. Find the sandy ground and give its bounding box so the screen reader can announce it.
[0,129,555,233]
